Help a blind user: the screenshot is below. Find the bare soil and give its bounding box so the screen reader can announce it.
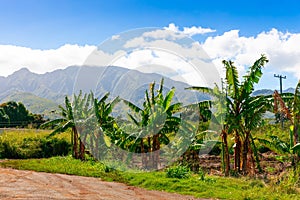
[0,167,203,200]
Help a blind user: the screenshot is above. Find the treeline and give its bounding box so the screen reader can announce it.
[0,101,45,128]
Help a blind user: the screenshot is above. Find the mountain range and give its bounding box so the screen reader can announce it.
[0,66,295,118]
[0,66,209,118]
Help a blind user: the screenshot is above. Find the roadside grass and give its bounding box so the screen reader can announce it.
[0,157,299,200]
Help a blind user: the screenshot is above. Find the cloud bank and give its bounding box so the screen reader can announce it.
[202,28,300,80]
[0,44,96,76]
[0,23,299,87]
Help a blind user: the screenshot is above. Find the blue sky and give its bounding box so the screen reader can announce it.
[0,0,300,89]
[2,0,300,48]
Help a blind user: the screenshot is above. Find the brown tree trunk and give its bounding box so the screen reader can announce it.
[242,133,250,174]
[294,123,299,146]
[234,133,241,172]
[148,136,152,169]
[152,134,160,170]
[73,127,79,159]
[79,139,85,160]
[222,129,230,176]
[141,138,146,168]
[95,132,100,160]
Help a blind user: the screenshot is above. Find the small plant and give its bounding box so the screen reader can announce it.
[165,165,191,179]
[198,168,216,183]
[198,168,206,181]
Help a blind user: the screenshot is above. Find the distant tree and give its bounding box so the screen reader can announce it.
[0,101,35,128]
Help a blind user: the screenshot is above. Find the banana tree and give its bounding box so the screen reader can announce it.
[187,84,229,175]
[42,96,79,159]
[188,55,269,175]
[257,133,300,163]
[93,93,120,160]
[73,91,95,160]
[123,78,182,170]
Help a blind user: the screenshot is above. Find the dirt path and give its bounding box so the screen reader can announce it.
[0,168,203,200]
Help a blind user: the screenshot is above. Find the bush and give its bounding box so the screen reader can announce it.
[0,131,71,159]
[166,165,191,179]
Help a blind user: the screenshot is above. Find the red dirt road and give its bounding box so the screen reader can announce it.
[0,168,203,200]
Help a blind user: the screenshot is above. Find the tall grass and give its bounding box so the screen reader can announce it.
[0,129,71,158]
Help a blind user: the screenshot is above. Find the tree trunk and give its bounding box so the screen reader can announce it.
[222,129,230,176]
[152,134,160,170]
[294,123,299,146]
[242,133,250,174]
[95,132,100,160]
[141,138,146,168]
[234,133,241,172]
[73,127,79,159]
[148,136,152,169]
[79,139,85,160]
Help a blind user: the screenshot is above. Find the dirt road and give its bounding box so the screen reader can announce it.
[0,168,202,200]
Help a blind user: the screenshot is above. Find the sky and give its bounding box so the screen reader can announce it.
[0,0,300,90]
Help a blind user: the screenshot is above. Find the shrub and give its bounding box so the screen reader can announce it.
[0,130,71,159]
[166,165,191,179]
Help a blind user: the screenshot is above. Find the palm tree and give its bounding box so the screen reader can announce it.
[188,55,269,175]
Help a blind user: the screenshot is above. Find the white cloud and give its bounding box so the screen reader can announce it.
[111,35,120,40]
[1,25,299,89]
[165,23,216,36]
[183,26,216,36]
[0,44,96,76]
[202,28,300,80]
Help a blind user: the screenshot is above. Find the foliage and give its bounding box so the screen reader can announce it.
[0,129,70,158]
[187,55,269,175]
[165,165,191,179]
[122,78,184,169]
[0,101,46,128]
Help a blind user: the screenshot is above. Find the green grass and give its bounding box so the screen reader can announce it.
[0,129,71,158]
[0,129,70,143]
[0,157,299,200]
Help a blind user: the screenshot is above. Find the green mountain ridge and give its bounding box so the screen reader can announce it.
[1,91,59,119]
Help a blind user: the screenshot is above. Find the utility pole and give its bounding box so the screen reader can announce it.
[274,74,286,128]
